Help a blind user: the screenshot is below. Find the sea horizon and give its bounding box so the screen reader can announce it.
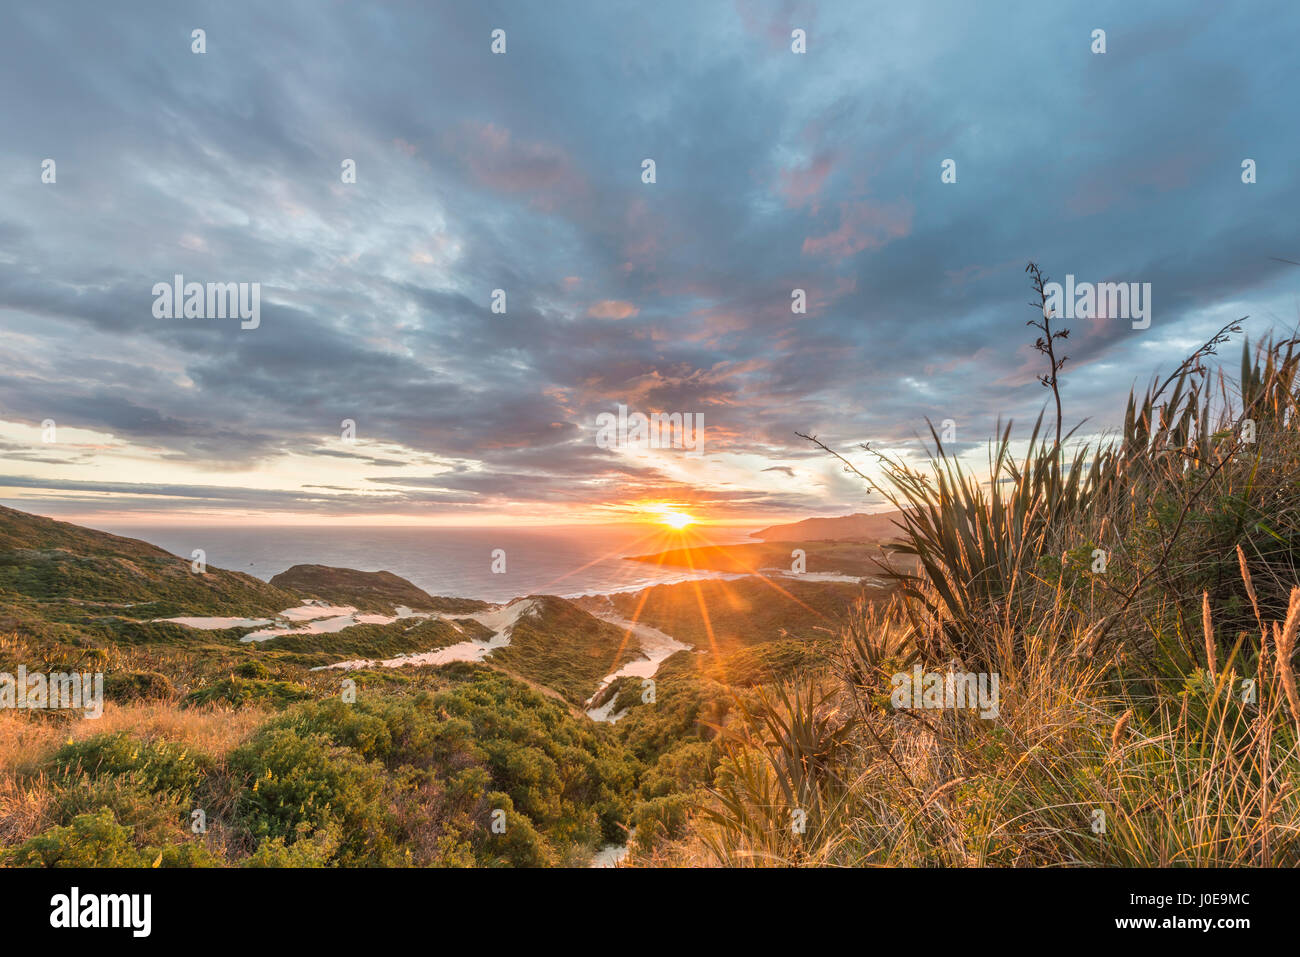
[97,521,760,604]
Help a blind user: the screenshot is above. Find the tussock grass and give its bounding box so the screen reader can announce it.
[694,272,1300,867]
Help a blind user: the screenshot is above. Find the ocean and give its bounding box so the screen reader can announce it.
[100,523,754,604]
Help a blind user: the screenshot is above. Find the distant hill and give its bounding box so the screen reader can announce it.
[488,595,639,705]
[625,539,891,577]
[269,564,489,614]
[750,511,905,543]
[577,575,876,656]
[0,504,296,618]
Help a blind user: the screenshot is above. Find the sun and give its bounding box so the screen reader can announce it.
[655,508,696,530]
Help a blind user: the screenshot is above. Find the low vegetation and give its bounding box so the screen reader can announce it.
[2,665,640,867]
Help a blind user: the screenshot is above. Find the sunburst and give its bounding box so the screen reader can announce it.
[657,509,695,529]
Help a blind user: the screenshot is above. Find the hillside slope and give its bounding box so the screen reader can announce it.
[269,564,489,614]
[577,575,871,656]
[0,505,297,619]
[750,511,904,543]
[487,595,641,705]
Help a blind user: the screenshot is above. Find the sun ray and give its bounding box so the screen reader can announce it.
[677,532,728,684]
[533,524,672,594]
[583,537,677,708]
[678,524,835,626]
[520,512,839,719]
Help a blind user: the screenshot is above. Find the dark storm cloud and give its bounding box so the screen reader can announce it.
[0,0,1296,517]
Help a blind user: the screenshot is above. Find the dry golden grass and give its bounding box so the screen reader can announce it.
[684,582,1300,867]
[0,700,268,770]
[0,700,270,848]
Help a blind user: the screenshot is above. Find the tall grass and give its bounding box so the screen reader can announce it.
[696,272,1300,866]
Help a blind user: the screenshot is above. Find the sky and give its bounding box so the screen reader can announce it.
[0,0,1297,526]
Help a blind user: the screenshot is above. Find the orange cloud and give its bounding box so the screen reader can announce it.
[442,121,587,209]
[587,300,640,320]
[802,199,912,261]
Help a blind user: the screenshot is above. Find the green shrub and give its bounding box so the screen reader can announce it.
[233,660,271,679]
[104,669,175,703]
[183,676,312,709]
[632,793,693,851]
[481,792,549,867]
[227,727,395,866]
[50,778,188,847]
[3,808,221,868]
[49,732,209,799]
[242,828,340,867]
[640,740,719,799]
[268,698,398,763]
[3,808,141,867]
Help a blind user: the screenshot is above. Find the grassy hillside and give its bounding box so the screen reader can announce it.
[582,575,873,656]
[250,616,472,670]
[487,595,642,705]
[269,564,490,615]
[0,505,298,620]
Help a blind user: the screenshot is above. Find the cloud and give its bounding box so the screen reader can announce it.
[801,199,913,261]
[0,0,1295,522]
[587,300,640,320]
[779,151,837,209]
